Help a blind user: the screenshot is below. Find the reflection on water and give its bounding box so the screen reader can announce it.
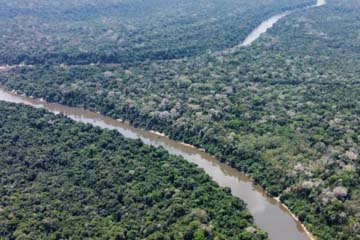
[0,88,311,240]
[241,11,290,47]
[316,0,326,7]
[234,0,327,48]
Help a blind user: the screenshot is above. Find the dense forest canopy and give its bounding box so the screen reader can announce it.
[0,102,267,240]
[0,0,314,64]
[0,0,359,239]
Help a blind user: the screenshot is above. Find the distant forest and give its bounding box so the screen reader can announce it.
[0,0,359,239]
[0,0,313,64]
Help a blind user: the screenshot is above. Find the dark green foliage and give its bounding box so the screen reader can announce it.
[0,0,313,65]
[0,0,359,239]
[0,102,267,240]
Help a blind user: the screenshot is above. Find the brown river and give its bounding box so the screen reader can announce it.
[0,88,312,240]
[0,1,330,238]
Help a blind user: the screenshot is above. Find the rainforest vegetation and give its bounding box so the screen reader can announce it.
[0,102,267,240]
[0,0,359,239]
[0,0,313,65]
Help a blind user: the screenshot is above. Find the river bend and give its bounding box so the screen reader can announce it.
[0,88,312,240]
[233,0,326,50]
[0,1,328,239]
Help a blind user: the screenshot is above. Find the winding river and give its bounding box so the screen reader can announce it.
[0,1,328,239]
[230,0,326,50]
[0,88,312,240]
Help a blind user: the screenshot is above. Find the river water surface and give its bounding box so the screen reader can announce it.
[0,1,328,239]
[0,88,312,240]
[235,0,326,48]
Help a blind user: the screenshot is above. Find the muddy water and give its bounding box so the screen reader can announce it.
[0,88,312,240]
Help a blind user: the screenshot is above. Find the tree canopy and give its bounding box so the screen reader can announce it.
[0,102,267,240]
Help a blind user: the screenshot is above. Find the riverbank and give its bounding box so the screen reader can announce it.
[222,0,326,53]
[139,126,317,239]
[151,130,318,240]
[274,197,316,240]
[0,87,313,240]
[147,126,314,239]
[0,2,329,236]
[0,66,13,72]
[127,124,317,239]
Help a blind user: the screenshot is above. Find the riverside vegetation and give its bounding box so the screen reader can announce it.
[0,102,267,240]
[0,0,312,65]
[0,0,359,239]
